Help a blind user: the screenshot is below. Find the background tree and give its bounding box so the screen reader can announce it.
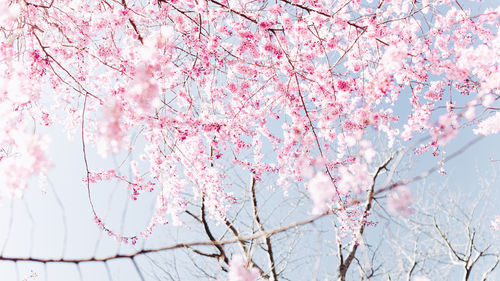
[0,0,500,280]
[371,171,500,281]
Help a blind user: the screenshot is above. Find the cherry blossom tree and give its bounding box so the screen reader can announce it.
[1,0,500,280]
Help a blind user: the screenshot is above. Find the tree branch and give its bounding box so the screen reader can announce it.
[250,174,278,281]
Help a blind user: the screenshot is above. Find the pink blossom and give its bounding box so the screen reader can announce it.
[474,112,500,136]
[482,94,495,108]
[97,97,128,156]
[431,113,459,146]
[267,4,283,15]
[337,79,350,91]
[0,133,51,198]
[360,140,376,163]
[22,270,38,281]
[424,87,443,101]
[338,161,373,194]
[464,100,477,121]
[387,185,413,216]
[0,1,20,27]
[307,172,335,214]
[227,255,259,281]
[491,215,500,230]
[380,42,408,75]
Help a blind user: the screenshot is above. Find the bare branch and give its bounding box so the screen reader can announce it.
[250,174,277,281]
